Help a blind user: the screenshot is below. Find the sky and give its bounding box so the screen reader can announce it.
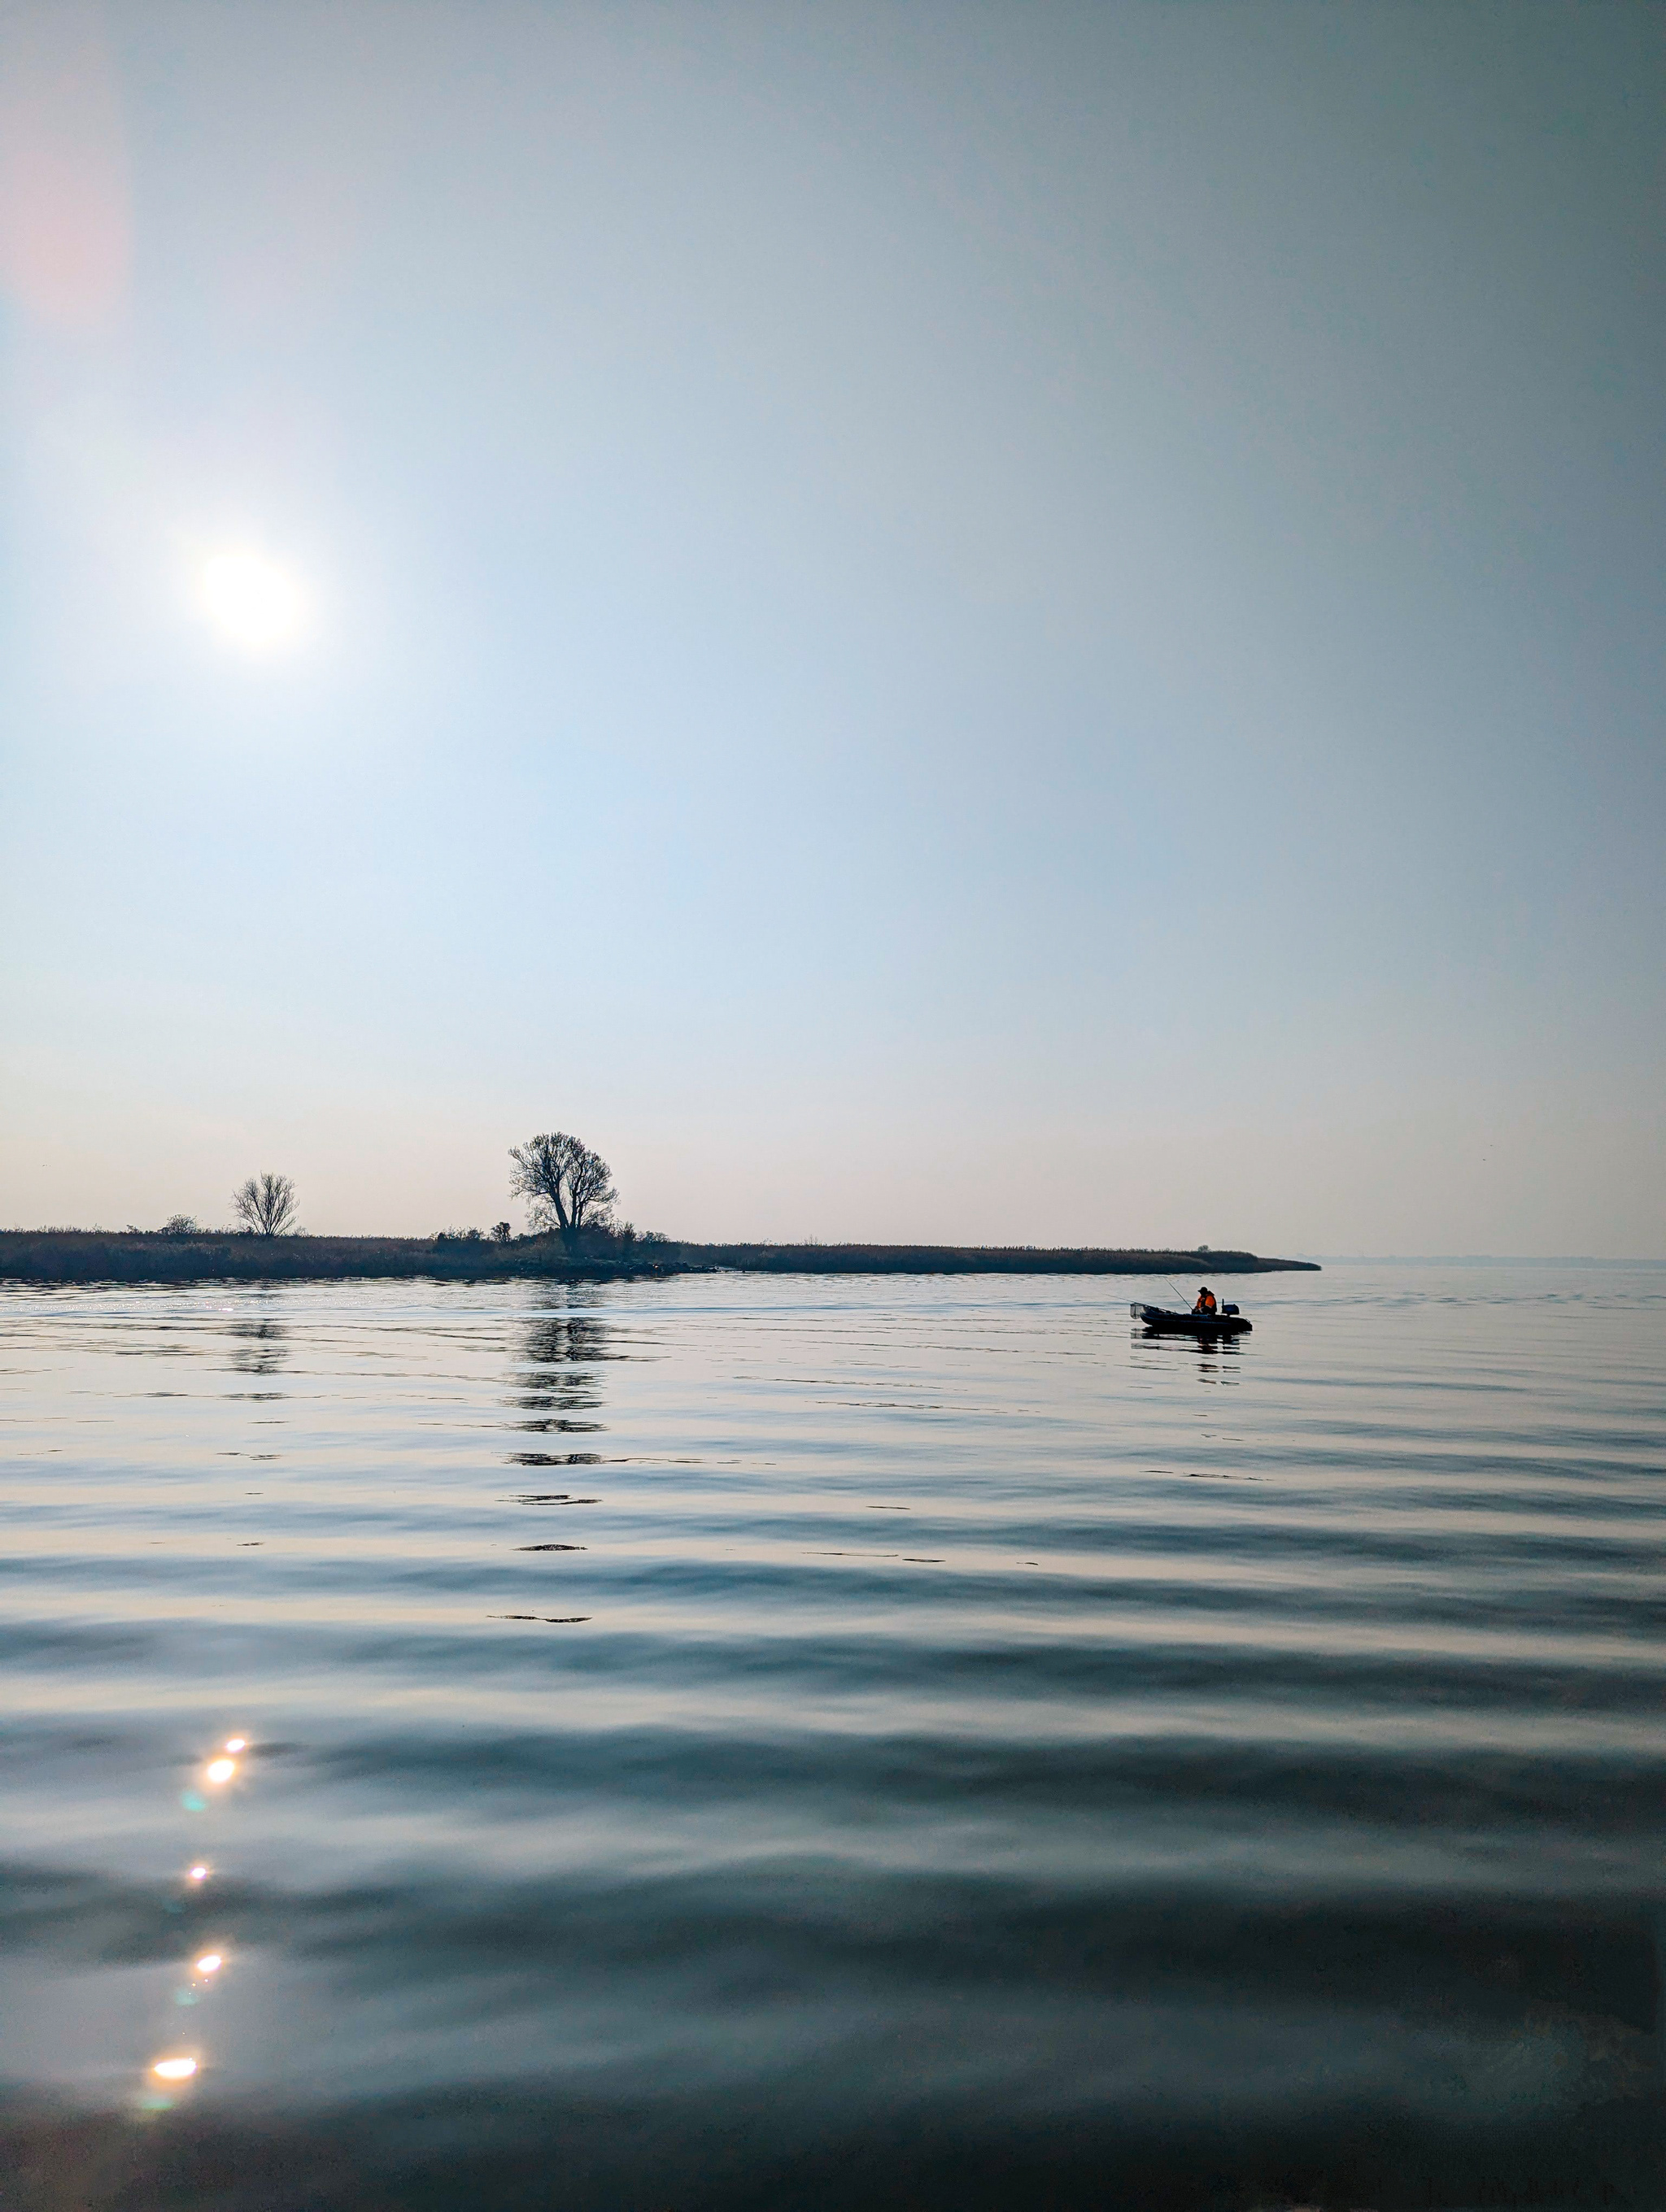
[2,0,1662,1254]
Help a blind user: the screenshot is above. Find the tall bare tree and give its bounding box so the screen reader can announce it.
[508,1133,616,1242]
[233,1173,299,1237]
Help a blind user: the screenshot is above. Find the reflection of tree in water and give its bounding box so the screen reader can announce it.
[228,1313,290,1377]
[513,1307,616,1417]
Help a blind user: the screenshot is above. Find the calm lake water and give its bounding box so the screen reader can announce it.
[2,1263,1663,2210]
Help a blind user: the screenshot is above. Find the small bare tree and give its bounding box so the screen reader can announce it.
[508,1133,616,1243]
[233,1173,299,1237]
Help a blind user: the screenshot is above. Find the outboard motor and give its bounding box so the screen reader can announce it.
[1221,1302,1240,1317]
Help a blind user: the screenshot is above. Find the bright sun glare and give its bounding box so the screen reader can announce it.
[200,550,307,651]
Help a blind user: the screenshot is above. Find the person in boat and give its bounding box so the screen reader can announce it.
[1193,1286,1218,1316]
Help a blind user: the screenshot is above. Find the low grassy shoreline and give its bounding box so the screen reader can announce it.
[0,1231,1318,1285]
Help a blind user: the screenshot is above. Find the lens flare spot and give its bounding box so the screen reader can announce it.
[150,2057,198,2083]
[223,1737,247,1753]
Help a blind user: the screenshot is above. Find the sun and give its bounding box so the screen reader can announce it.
[200,549,307,652]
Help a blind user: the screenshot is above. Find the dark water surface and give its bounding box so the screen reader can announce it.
[2,1265,1663,2209]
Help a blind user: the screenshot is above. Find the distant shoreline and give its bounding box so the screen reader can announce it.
[1304,1252,1665,1267]
[0,1232,1319,1286]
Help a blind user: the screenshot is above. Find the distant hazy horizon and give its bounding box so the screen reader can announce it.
[3,2,1662,1257]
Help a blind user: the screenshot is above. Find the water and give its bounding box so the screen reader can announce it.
[2,1263,1662,2209]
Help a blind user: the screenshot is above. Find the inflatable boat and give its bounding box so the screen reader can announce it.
[1131,1302,1252,1337]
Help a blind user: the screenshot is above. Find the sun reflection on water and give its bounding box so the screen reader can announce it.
[140,1742,255,2105]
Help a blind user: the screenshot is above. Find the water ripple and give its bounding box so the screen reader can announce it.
[0,1265,1662,2207]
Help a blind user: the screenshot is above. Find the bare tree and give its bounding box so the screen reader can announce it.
[233,1173,299,1237]
[508,1133,616,1243]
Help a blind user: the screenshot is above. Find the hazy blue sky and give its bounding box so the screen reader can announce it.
[2,1,1661,1252]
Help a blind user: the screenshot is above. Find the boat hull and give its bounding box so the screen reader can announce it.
[1131,1303,1252,1336]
